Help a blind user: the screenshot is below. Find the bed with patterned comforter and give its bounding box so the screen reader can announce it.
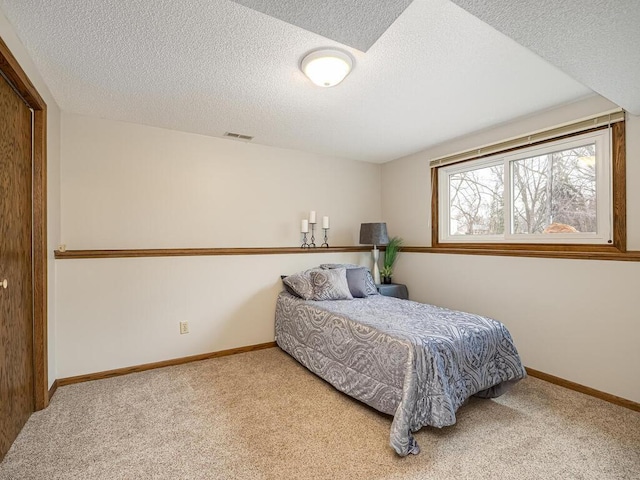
[274,291,526,456]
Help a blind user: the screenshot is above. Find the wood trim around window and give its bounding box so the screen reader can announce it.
[0,36,48,410]
[611,121,626,251]
[431,121,627,259]
[402,245,640,262]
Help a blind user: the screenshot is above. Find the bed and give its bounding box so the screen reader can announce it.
[275,265,526,456]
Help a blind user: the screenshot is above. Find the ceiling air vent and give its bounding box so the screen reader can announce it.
[223,131,254,142]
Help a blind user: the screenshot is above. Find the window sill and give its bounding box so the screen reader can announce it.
[403,245,640,262]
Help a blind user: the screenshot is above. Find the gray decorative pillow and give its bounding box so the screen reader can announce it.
[320,263,379,296]
[309,268,353,301]
[282,269,321,300]
[345,267,368,298]
[280,275,300,297]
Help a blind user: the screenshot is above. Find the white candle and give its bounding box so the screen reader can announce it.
[322,216,329,229]
[301,219,309,233]
[309,211,316,224]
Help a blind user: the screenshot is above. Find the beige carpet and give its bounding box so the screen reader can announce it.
[1,348,638,480]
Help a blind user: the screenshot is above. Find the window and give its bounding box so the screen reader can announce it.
[437,128,616,246]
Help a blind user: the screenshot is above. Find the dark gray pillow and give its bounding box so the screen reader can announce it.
[320,263,379,296]
[309,268,353,301]
[345,267,368,298]
[280,275,299,297]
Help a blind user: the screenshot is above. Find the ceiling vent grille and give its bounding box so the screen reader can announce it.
[223,131,254,142]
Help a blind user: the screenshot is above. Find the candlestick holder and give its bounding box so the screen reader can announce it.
[321,228,329,247]
[309,222,317,248]
[301,231,310,248]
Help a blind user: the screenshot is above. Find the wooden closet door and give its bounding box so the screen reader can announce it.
[0,71,34,460]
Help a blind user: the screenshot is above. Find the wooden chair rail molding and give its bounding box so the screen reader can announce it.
[402,246,640,262]
[54,246,371,259]
[54,245,640,261]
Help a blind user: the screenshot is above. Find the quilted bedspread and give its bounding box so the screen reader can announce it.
[274,292,526,456]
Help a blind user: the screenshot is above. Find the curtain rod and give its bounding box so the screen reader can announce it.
[429,108,625,169]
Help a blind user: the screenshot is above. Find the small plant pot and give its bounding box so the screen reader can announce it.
[381,276,392,284]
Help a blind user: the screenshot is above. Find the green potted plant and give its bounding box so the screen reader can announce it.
[380,266,393,283]
[381,236,403,284]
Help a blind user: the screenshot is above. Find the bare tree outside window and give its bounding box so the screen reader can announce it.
[511,143,596,234]
[447,143,596,238]
[438,128,614,246]
[449,164,504,236]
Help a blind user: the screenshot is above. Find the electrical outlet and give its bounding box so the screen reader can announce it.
[179,321,189,334]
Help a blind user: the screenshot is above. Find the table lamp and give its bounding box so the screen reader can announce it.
[359,222,389,284]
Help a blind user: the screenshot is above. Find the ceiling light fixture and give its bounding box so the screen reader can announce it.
[300,49,353,88]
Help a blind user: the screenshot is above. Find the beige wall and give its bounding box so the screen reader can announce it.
[382,95,640,402]
[61,114,381,249]
[56,251,370,377]
[56,113,381,377]
[0,10,61,389]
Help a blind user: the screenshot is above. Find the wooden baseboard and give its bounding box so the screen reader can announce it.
[51,350,638,413]
[526,367,639,412]
[57,342,277,387]
[47,379,58,402]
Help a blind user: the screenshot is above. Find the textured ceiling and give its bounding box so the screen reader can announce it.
[230,0,414,52]
[452,0,640,115]
[0,0,594,163]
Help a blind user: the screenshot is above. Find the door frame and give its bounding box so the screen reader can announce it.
[0,36,48,410]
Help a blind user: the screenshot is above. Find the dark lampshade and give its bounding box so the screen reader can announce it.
[359,222,389,246]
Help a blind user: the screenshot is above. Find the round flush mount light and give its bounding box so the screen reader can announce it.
[300,49,353,88]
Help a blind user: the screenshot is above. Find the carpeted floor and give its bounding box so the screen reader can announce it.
[1,348,638,480]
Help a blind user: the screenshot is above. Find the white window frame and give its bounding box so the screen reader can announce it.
[438,129,612,245]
